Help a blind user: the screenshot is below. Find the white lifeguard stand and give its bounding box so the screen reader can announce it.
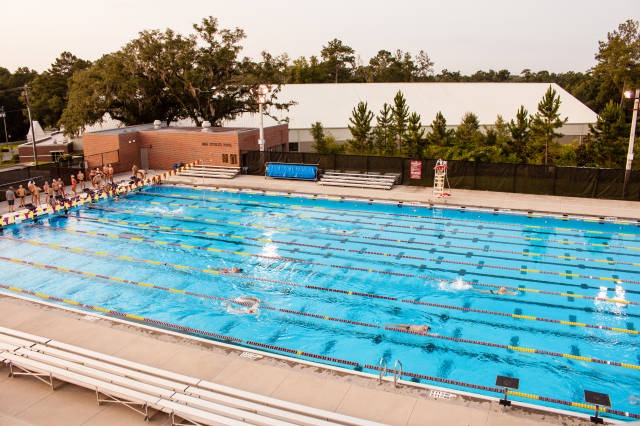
[433,159,450,197]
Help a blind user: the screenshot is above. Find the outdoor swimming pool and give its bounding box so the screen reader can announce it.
[0,185,638,421]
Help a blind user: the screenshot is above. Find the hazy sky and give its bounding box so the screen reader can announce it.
[2,0,638,75]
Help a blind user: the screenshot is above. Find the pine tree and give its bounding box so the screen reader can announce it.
[508,106,531,163]
[311,122,328,153]
[347,101,374,154]
[588,100,628,167]
[530,86,567,165]
[373,103,395,155]
[449,112,485,160]
[425,111,453,158]
[402,112,426,158]
[391,90,410,154]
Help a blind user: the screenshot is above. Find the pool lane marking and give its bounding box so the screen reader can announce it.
[1,237,637,338]
[85,204,640,265]
[15,219,640,305]
[142,190,640,240]
[142,198,640,251]
[1,285,637,422]
[0,278,637,373]
[72,213,640,271]
[58,214,640,287]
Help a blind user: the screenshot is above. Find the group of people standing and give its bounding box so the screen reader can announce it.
[4,163,122,213]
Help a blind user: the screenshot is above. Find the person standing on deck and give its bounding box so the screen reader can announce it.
[15,185,26,208]
[5,186,15,213]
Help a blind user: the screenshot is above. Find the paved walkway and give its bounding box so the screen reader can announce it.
[1,172,633,425]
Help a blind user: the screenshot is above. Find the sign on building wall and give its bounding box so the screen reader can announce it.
[410,160,422,179]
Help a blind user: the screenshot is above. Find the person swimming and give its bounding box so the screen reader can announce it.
[219,267,243,273]
[386,324,430,334]
[474,286,518,295]
[223,296,260,314]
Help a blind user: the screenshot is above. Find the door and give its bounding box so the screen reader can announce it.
[140,147,149,170]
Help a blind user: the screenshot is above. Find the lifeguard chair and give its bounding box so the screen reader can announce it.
[433,159,450,197]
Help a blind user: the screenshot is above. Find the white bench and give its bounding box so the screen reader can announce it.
[0,328,385,426]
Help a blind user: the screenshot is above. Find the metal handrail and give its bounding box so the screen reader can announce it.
[393,360,403,387]
[378,357,387,384]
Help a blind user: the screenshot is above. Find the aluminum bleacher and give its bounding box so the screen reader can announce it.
[177,164,241,179]
[318,171,399,190]
[0,326,384,426]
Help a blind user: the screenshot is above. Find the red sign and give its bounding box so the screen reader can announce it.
[410,160,422,179]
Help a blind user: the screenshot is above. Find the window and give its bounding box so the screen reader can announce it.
[222,153,229,163]
[288,142,299,152]
[230,154,238,164]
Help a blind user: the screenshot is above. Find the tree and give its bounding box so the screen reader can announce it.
[484,115,511,161]
[529,86,567,165]
[372,103,395,155]
[61,17,293,135]
[425,111,453,158]
[508,106,530,163]
[402,112,426,158]
[311,121,328,153]
[29,52,91,129]
[414,50,435,80]
[0,67,38,141]
[591,19,640,111]
[310,121,344,154]
[448,112,486,160]
[347,101,374,154]
[320,38,355,83]
[391,90,410,154]
[587,100,628,167]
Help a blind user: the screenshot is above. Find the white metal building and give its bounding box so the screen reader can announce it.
[223,82,598,153]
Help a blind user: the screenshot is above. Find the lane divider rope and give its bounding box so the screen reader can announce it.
[0,252,637,370]
[0,282,637,420]
[5,232,637,336]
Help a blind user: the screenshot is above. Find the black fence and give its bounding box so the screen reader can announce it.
[4,153,638,202]
[0,163,83,202]
[245,152,640,201]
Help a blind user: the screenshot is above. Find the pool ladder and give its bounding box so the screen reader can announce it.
[378,357,403,387]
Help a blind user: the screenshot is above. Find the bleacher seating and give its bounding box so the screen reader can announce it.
[177,164,240,179]
[318,171,399,190]
[0,326,383,426]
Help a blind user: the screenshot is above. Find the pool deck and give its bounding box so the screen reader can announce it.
[1,172,636,426]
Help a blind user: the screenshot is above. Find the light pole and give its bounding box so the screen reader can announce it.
[623,88,639,198]
[255,84,270,153]
[23,85,38,165]
[0,106,7,143]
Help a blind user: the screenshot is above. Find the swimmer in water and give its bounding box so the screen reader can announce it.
[224,296,260,314]
[386,324,430,334]
[474,286,518,295]
[219,267,243,273]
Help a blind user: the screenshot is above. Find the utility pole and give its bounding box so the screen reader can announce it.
[23,85,38,165]
[0,106,7,143]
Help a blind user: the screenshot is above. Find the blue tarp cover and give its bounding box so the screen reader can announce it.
[266,163,317,180]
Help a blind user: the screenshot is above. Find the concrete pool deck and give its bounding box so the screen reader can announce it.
[1,172,637,425]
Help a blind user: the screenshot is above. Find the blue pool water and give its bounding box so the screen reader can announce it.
[0,186,638,420]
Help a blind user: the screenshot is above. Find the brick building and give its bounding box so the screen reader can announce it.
[81,121,289,173]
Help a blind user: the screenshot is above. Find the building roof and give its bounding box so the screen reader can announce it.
[223,82,597,129]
